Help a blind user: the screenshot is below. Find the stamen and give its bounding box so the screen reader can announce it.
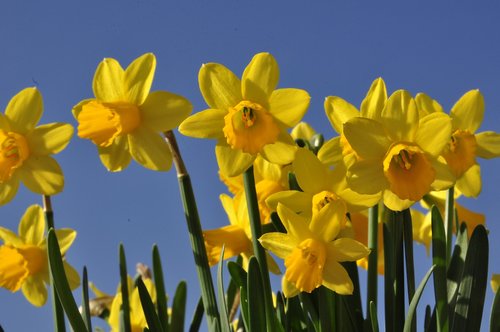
[242,107,256,127]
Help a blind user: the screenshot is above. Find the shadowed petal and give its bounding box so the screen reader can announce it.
[19,156,64,195]
[98,135,131,172]
[128,127,172,171]
[125,53,156,105]
[141,91,192,132]
[27,123,74,156]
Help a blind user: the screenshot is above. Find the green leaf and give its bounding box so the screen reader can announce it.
[447,222,468,319]
[402,209,416,332]
[137,277,164,332]
[404,265,436,332]
[119,244,132,332]
[216,247,232,332]
[452,225,488,332]
[188,297,204,332]
[152,245,169,331]
[431,206,449,332]
[369,301,379,332]
[247,257,267,331]
[490,289,500,332]
[227,261,247,289]
[240,286,250,331]
[47,229,88,332]
[170,281,187,332]
[81,266,92,331]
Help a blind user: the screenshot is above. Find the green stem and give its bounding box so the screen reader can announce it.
[243,166,277,331]
[402,209,416,332]
[445,187,454,268]
[119,244,131,332]
[366,204,379,330]
[43,195,66,332]
[165,131,220,332]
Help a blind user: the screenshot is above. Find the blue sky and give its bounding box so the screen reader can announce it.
[1,1,499,330]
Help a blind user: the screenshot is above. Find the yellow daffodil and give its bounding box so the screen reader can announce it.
[417,90,500,197]
[0,205,79,306]
[291,122,317,142]
[319,77,387,168]
[267,148,379,220]
[260,203,370,297]
[220,156,289,223]
[492,274,500,293]
[108,276,156,332]
[0,87,73,205]
[343,90,455,211]
[203,194,280,273]
[73,53,192,172]
[179,52,310,177]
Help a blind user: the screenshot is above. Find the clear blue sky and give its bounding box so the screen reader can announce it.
[1,1,499,331]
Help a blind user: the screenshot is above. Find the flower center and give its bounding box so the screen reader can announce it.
[442,129,477,178]
[312,190,344,215]
[0,245,30,291]
[223,101,280,155]
[383,143,435,201]
[77,100,141,147]
[285,238,326,293]
[0,130,30,182]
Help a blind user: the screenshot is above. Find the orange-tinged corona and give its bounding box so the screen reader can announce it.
[0,130,30,182]
[443,129,477,178]
[285,238,327,292]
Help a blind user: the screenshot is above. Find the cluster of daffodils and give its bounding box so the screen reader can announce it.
[1,51,500,332]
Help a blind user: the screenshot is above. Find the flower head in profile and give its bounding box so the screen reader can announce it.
[260,203,369,297]
[0,87,73,205]
[179,52,310,176]
[108,276,157,332]
[73,53,192,172]
[417,90,500,197]
[343,90,454,211]
[0,205,80,306]
[203,194,280,273]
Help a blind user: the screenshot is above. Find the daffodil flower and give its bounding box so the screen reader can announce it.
[417,90,500,197]
[0,87,73,205]
[179,52,310,177]
[203,194,280,273]
[73,53,192,172]
[343,90,455,211]
[0,205,79,306]
[108,276,156,332]
[260,203,370,297]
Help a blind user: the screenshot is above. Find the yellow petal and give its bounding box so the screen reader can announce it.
[204,225,251,266]
[5,87,43,134]
[215,143,255,177]
[18,156,64,195]
[141,91,192,132]
[476,131,500,159]
[71,99,94,119]
[0,227,23,246]
[415,92,443,116]
[128,127,172,171]
[220,194,239,226]
[21,275,48,307]
[27,123,74,156]
[291,122,316,141]
[430,159,455,191]
[282,277,300,298]
[54,229,76,255]
[383,189,413,211]
[327,239,370,262]
[325,96,359,134]
[310,199,346,242]
[322,260,353,295]
[0,175,20,206]
[294,148,330,194]
[415,112,452,157]
[266,190,311,216]
[450,90,484,133]
[456,164,481,197]
[491,274,500,293]
[63,262,81,290]
[98,135,131,172]
[343,117,391,160]
[242,53,279,107]
[19,205,45,246]
[93,57,125,102]
[269,88,310,127]
[360,77,387,120]
[124,53,156,105]
[381,90,419,142]
[259,233,296,260]
[317,137,343,166]
[260,136,296,165]
[347,160,387,195]
[277,203,312,240]
[199,63,242,111]
[179,109,226,139]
